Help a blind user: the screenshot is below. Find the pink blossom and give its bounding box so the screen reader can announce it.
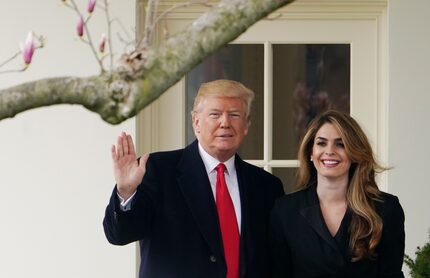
[20,32,35,65]
[99,33,106,53]
[87,0,96,13]
[76,16,84,37]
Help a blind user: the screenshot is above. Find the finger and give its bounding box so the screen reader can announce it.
[111,145,117,161]
[123,133,130,155]
[127,134,135,155]
[139,153,150,171]
[117,134,124,157]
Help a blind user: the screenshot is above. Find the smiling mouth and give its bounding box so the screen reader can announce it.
[321,160,340,166]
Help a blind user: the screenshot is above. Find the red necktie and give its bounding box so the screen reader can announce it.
[215,163,240,278]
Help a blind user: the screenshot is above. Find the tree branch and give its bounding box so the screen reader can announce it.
[0,0,295,124]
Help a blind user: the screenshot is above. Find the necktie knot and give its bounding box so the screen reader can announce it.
[216,163,226,174]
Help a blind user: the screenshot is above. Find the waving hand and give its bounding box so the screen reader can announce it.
[111,132,149,200]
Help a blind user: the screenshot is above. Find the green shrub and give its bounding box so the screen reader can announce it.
[404,232,430,278]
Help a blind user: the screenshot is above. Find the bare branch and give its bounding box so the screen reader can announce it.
[0,51,21,69]
[111,17,133,43]
[136,0,212,50]
[150,0,212,35]
[69,0,106,72]
[0,74,138,124]
[0,68,27,74]
[140,0,159,50]
[103,0,114,70]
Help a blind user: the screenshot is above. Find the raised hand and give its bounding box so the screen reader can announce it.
[111,132,149,200]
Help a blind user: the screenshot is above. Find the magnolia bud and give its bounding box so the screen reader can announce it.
[76,16,84,37]
[99,33,106,53]
[20,31,35,65]
[87,0,96,13]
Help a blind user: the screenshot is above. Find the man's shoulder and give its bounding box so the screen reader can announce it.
[146,141,200,167]
[239,159,277,179]
[147,147,185,164]
[150,147,184,158]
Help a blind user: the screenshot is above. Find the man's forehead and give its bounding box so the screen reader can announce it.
[202,97,244,107]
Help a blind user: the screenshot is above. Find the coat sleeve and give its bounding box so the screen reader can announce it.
[269,199,294,278]
[103,156,159,245]
[377,195,405,278]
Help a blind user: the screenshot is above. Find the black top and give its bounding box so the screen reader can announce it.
[269,184,405,278]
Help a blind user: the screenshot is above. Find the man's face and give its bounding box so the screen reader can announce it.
[192,96,249,162]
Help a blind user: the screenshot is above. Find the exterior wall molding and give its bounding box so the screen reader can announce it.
[151,0,387,20]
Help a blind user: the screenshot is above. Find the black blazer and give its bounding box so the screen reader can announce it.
[103,140,284,278]
[269,184,405,278]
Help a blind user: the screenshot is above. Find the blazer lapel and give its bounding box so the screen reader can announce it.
[299,185,342,252]
[234,156,257,278]
[176,141,224,262]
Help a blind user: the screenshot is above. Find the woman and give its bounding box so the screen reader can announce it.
[270,110,405,278]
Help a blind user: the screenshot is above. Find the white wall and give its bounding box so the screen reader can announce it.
[0,1,137,277]
[388,0,430,271]
[2,1,429,277]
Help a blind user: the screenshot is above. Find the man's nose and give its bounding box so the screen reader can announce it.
[219,113,230,127]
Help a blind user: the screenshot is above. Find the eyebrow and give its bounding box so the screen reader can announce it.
[208,108,242,113]
[315,137,343,141]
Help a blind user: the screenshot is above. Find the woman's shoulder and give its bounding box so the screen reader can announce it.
[378,191,401,206]
[376,191,404,219]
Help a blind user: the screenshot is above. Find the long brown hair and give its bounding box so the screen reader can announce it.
[296,110,385,261]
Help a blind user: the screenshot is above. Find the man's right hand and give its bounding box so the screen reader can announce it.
[111,132,149,200]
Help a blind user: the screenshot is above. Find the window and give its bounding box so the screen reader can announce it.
[186,44,350,192]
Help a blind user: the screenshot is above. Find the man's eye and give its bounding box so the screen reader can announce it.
[209,113,220,118]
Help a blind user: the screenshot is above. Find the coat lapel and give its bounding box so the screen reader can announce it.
[235,157,250,277]
[299,185,342,252]
[176,141,224,262]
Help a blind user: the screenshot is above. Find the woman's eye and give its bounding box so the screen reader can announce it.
[316,141,326,146]
[336,142,345,148]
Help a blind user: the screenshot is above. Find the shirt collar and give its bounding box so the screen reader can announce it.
[198,142,235,175]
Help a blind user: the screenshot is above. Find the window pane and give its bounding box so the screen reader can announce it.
[185,44,264,160]
[272,167,298,194]
[272,44,350,160]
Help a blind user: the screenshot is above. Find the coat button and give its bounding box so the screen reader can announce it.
[209,255,216,263]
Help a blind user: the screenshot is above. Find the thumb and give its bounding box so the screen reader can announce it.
[139,153,150,171]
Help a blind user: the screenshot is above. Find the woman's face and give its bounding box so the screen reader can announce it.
[311,123,352,183]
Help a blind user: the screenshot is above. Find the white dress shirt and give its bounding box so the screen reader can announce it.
[198,143,241,233]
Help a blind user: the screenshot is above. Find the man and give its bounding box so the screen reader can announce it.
[103,79,284,278]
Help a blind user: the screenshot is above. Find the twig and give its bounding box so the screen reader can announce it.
[69,0,106,73]
[0,51,21,69]
[136,0,212,50]
[111,17,132,42]
[0,68,27,74]
[103,0,114,70]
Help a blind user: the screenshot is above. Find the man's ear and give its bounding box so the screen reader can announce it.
[244,118,251,136]
[192,113,200,134]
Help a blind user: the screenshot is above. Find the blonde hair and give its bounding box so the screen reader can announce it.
[191,79,255,121]
[297,110,385,261]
